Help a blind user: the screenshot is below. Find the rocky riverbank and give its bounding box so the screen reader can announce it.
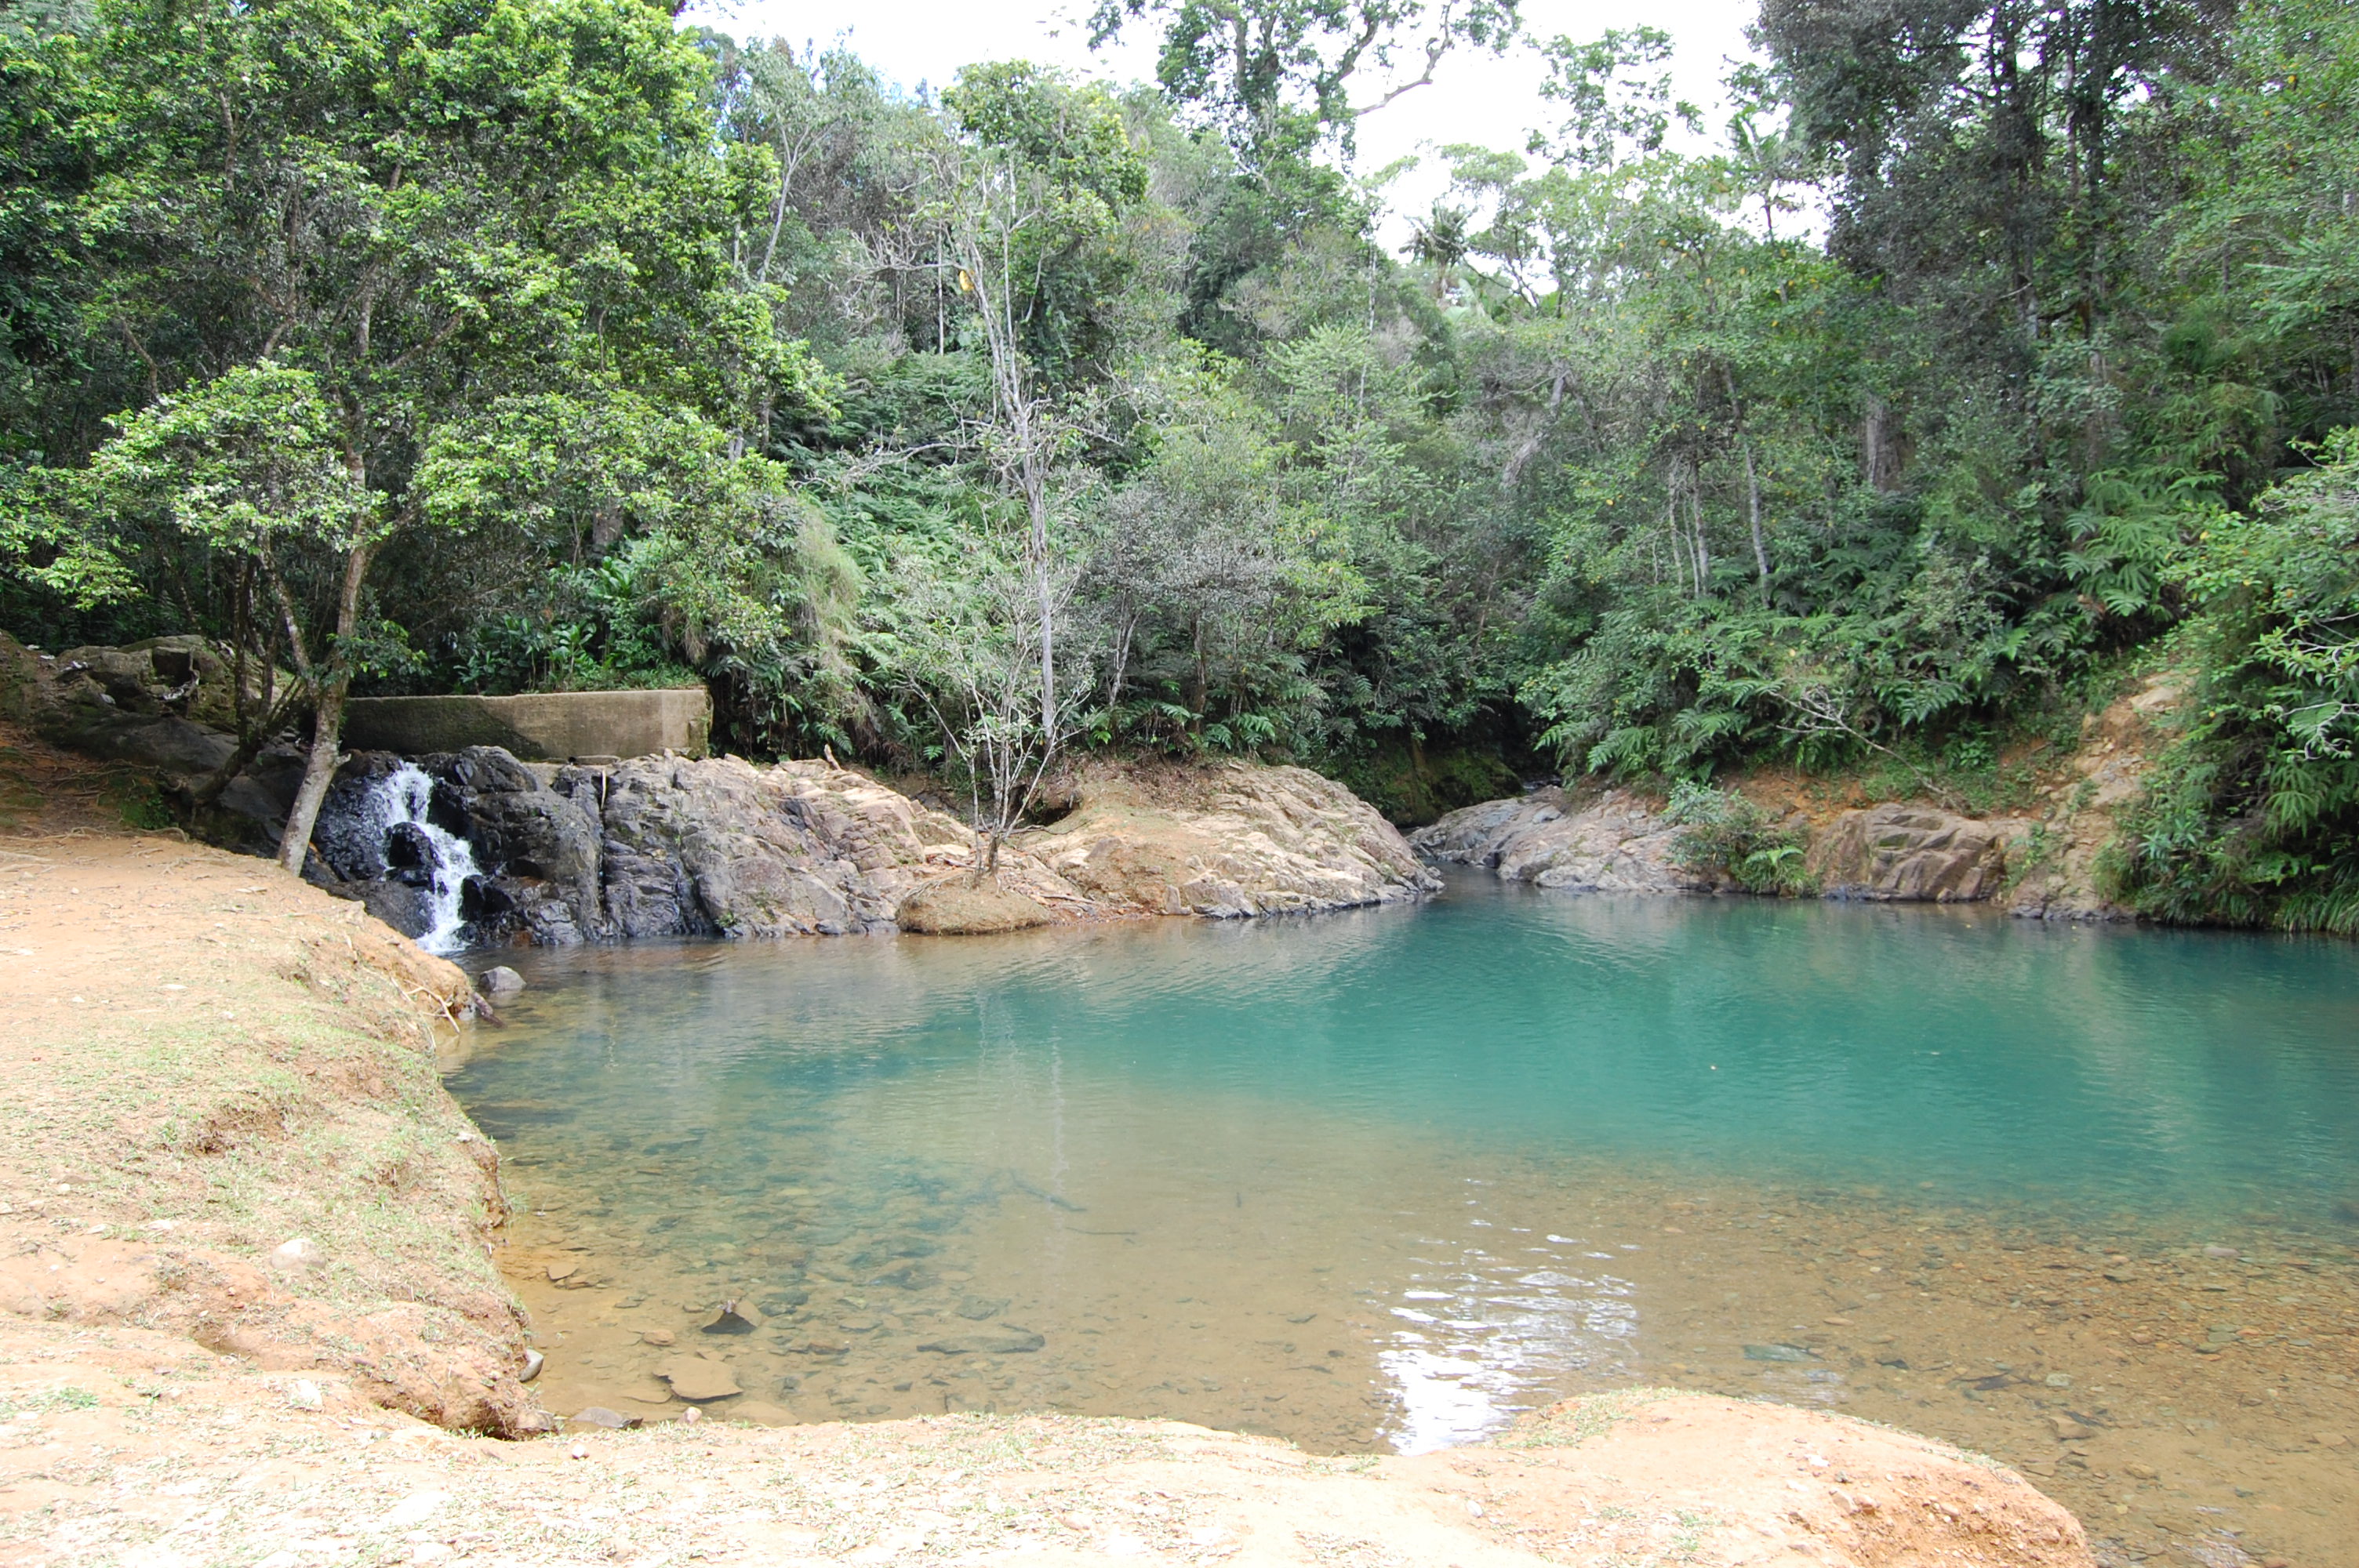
[1416,672,2187,920]
[0,720,2125,1567]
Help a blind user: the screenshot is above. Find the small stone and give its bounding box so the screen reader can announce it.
[519,1349,543,1384]
[1823,1317,1854,1327]
[269,1238,325,1273]
[546,1261,579,1283]
[1742,1343,1811,1363]
[954,1295,1008,1322]
[680,1405,701,1425]
[478,966,525,996]
[2125,1462,2159,1480]
[569,1441,591,1460]
[639,1329,675,1347]
[836,1316,878,1333]
[285,1379,324,1410]
[2201,1245,2240,1258]
[2044,1372,2073,1388]
[2314,1431,2350,1449]
[700,1300,762,1335]
[2048,1416,2095,1441]
[568,1406,640,1430]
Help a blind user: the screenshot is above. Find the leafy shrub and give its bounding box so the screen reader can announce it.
[1663,782,1813,895]
[2107,431,2359,933]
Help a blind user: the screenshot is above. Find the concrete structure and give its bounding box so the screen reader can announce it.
[343,689,711,762]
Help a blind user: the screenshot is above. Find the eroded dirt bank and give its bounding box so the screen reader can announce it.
[0,724,540,1436]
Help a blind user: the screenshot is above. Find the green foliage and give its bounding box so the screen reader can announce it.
[1,0,2355,934]
[1662,781,1812,895]
[2109,431,2359,933]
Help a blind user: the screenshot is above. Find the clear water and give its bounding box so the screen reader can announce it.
[452,876,2359,1555]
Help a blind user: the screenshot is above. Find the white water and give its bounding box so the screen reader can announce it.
[366,762,481,955]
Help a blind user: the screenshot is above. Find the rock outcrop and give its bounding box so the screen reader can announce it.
[313,747,1431,943]
[2006,672,2185,921]
[1411,786,1717,893]
[1806,802,2030,902]
[315,748,990,944]
[0,630,303,852]
[1022,758,1440,916]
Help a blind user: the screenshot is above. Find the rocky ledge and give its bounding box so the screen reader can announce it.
[1410,786,1722,895]
[1021,757,1441,918]
[318,746,1435,945]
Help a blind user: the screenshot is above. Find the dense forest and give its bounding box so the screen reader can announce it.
[1,0,2355,926]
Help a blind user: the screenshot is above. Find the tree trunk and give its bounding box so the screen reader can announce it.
[275,542,375,877]
[1743,439,1769,600]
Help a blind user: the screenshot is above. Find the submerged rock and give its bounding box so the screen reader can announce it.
[700,1301,762,1335]
[918,1326,1045,1355]
[655,1354,743,1402]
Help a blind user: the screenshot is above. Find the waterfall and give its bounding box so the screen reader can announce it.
[365,762,481,955]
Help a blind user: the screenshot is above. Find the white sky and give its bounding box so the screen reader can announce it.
[687,0,1767,240]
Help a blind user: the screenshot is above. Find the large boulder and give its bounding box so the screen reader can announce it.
[894,877,1055,935]
[0,631,304,852]
[1412,786,1716,893]
[1806,803,2028,902]
[1023,759,1439,917]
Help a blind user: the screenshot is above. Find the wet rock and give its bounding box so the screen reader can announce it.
[1807,804,2026,902]
[479,966,525,996]
[700,1301,762,1335]
[954,1295,1009,1321]
[893,878,1053,935]
[729,1400,797,1426]
[918,1326,1045,1355]
[546,1260,579,1283]
[655,1354,743,1402]
[568,1406,642,1430]
[1413,788,1712,893]
[1741,1343,1810,1363]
